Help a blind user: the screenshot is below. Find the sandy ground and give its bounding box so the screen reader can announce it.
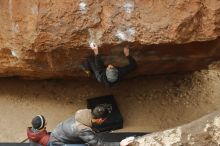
[1,63,220,142]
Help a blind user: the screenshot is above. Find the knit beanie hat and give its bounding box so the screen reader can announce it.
[31,115,46,130]
[92,104,111,119]
[105,67,119,83]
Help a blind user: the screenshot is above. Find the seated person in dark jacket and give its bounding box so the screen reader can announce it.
[27,115,50,146]
[82,44,137,86]
[49,105,132,146]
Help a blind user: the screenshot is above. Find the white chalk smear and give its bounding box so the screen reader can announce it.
[116,30,127,41]
[124,2,134,13]
[79,1,87,14]
[12,23,19,33]
[127,27,135,36]
[88,29,103,49]
[115,27,136,41]
[89,41,97,49]
[11,50,17,57]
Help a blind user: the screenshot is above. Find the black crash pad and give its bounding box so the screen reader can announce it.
[87,95,123,132]
[97,132,147,142]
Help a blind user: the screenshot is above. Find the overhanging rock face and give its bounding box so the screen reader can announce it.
[0,0,220,79]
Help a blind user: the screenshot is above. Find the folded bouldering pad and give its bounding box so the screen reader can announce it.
[87,95,123,132]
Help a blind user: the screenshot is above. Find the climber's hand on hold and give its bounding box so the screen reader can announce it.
[90,42,98,55]
[123,46,130,57]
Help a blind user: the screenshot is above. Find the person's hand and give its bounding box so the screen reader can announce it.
[93,47,98,55]
[120,137,135,146]
[90,42,98,55]
[123,47,129,57]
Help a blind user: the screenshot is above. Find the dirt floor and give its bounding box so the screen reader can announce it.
[1,63,220,142]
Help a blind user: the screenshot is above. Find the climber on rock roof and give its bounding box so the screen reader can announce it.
[81,43,137,86]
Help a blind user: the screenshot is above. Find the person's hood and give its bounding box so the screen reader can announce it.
[27,127,46,142]
[75,109,92,127]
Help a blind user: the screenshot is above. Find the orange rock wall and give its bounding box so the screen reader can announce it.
[0,0,220,79]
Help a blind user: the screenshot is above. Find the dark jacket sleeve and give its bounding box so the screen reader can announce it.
[94,55,106,73]
[117,55,137,78]
[94,55,110,85]
[78,129,119,146]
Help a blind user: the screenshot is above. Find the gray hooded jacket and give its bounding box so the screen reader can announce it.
[49,109,119,146]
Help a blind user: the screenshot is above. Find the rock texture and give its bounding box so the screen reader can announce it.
[132,110,220,146]
[0,0,220,79]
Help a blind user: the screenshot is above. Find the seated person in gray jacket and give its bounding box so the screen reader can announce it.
[49,105,132,146]
[81,44,137,86]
